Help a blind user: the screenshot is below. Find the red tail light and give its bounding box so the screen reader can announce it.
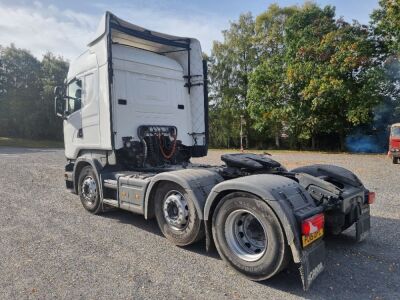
[302,213,324,236]
[368,192,375,204]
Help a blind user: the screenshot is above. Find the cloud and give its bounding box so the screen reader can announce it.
[0,1,226,61]
[0,2,98,60]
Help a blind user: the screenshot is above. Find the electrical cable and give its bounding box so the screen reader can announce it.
[158,133,177,159]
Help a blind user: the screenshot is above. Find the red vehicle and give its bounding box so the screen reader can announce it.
[389,123,400,164]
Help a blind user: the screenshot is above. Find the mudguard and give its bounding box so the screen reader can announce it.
[291,164,363,188]
[72,154,106,194]
[144,168,223,219]
[293,164,371,240]
[203,174,325,290]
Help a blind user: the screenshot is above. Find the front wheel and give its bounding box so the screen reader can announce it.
[78,165,102,214]
[212,192,289,281]
[393,156,398,164]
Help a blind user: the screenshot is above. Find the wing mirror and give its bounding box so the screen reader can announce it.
[54,86,62,96]
[54,95,66,119]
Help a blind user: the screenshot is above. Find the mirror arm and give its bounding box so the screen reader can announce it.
[65,96,79,101]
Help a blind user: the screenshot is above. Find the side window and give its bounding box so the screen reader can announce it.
[67,78,82,114]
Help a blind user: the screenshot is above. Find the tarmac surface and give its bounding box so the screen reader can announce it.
[0,147,399,299]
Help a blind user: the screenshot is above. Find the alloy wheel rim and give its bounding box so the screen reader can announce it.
[224,209,267,262]
[163,190,189,231]
[82,176,97,206]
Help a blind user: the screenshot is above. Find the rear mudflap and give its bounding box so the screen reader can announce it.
[299,239,325,291]
[355,205,371,242]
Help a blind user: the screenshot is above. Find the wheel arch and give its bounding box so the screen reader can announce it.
[291,164,364,187]
[72,155,104,195]
[144,169,223,220]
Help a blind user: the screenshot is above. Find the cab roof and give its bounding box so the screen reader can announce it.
[88,11,199,54]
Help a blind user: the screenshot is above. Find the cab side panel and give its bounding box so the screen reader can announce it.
[112,45,193,149]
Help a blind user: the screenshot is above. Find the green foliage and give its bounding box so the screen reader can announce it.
[40,52,69,139]
[371,0,400,127]
[371,0,400,55]
[210,2,399,151]
[284,6,381,149]
[0,45,68,141]
[208,13,258,148]
[248,5,300,148]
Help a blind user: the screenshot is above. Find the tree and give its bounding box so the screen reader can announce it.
[284,4,383,150]
[371,0,400,55]
[40,52,69,140]
[283,4,340,148]
[0,45,68,140]
[208,13,258,148]
[248,4,299,148]
[371,0,400,130]
[247,3,387,150]
[0,44,42,138]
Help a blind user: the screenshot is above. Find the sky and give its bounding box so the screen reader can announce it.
[0,0,379,61]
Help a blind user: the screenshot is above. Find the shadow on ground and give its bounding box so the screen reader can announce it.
[259,216,400,299]
[99,210,400,299]
[100,210,163,237]
[101,210,221,260]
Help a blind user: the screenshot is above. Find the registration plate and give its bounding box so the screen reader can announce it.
[302,228,324,247]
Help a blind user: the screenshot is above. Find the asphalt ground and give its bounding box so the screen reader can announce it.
[0,148,399,299]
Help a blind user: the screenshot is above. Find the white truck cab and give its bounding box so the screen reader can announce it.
[55,12,373,291]
[57,12,207,162]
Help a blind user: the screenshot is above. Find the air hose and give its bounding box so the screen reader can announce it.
[158,133,177,160]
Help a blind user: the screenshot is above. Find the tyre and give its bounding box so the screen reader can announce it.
[154,182,204,246]
[78,165,102,214]
[212,192,289,281]
[393,157,398,164]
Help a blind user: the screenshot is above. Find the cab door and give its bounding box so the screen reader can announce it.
[64,77,83,159]
[64,72,100,159]
[81,72,100,147]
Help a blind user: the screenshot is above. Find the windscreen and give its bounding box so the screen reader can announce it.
[391,126,400,137]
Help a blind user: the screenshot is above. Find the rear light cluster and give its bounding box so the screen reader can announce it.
[368,192,376,204]
[302,213,324,236]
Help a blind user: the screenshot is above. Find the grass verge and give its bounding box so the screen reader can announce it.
[0,137,64,148]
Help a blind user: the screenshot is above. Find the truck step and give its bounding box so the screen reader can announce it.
[103,179,118,190]
[103,198,119,207]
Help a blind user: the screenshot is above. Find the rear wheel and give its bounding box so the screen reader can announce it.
[212,192,289,281]
[78,165,102,214]
[154,182,204,246]
[393,157,398,164]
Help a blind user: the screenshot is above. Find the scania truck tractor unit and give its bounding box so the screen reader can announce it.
[55,12,374,290]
